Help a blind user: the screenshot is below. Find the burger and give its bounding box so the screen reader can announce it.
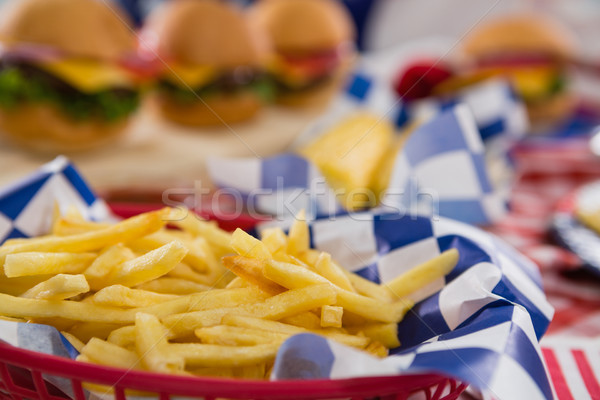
[459,14,578,127]
[143,0,271,126]
[0,0,141,152]
[249,0,356,107]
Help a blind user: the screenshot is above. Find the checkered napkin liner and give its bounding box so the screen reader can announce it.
[208,105,506,226]
[0,156,111,243]
[267,213,554,400]
[0,158,553,400]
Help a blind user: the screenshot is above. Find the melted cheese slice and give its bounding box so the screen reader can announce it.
[38,59,134,93]
[164,63,217,88]
[268,56,314,87]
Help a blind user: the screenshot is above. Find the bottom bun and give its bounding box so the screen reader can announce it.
[153,91,262,127]
[527,92,577,132]
[0,103,131,153]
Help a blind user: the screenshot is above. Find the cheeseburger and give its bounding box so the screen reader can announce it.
[460,14,578,126]
[143,0,270,126]
[0,0,141,152]
[249,0,356,107]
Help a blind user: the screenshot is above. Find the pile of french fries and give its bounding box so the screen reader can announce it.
[0,207,459,379]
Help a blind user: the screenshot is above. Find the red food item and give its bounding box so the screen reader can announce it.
[280,48,341,79]
[393,60,453,101]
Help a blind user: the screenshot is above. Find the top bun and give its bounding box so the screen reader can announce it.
[249,0,354,53]
[0,0,135,61]
[145,0,266,67]
[461,14,577,59]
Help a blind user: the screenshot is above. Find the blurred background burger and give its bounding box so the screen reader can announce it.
[0,0,141,152]
[459,14,578,128]
[249,0,356,107]
[143,0,271,126]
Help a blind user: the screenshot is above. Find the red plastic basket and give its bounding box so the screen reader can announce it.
[0,198,467,400]
[0,341,466,400]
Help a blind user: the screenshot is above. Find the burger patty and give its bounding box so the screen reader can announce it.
[158,68,274,104]
[0,60,139,122]
[272,72,334,94]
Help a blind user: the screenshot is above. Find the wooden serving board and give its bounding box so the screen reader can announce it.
[0,104,323,191]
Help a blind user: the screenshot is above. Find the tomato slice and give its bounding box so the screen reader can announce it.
[393,60,454,101]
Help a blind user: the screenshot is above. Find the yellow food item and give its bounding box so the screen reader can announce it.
[38,59,134,93]
[300,114,395,210]
[163,62,217,88]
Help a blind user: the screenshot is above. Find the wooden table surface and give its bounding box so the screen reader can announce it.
[0,104,322,192]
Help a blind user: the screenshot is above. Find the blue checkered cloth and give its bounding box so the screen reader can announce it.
[267,212,554,400]
[209,105,505,225]
[0,156,111,244]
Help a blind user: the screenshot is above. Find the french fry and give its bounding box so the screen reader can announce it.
[286,210,309,256]
[53,219,111,236]
[194,325,288,346]
[82,337,141,370]
[169,343,278,368]
[164,284,336,336]
[364,341,388,358]
[343,270,392,302]
[130,230,209,274]
[221,315,370,349]
[164,306,253,336]
[225,276,248,289]
[385,249,459,299]
[191,237,230,286]
[0,208,170,267]
[222,256,285,295]
[259,227,287,254]
[186,287,269,312]
[336,290,413,324]
[352,323,400,349]
[230,229,272,260]
[103,241,187,287]
[320,305,343,328]
[21,274,89,300]
[236,364,267,379]
[251,283,336,320]
[170,213,233,256]
[84,244,136,291]
[264,259,411,323]
[135,277,211,294]
[167,263,215,286]
[107,325,136,348]
[135,313,184,373]
[280,311,322,330]
[0,292,136,323]
[314,252,355,292]
[4,252,96,278]
[90,285,178,308]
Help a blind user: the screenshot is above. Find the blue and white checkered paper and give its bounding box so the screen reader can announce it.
[0,159,553,400]
[268,212,554,400]
[208,105,505,225]
[0,156,111,244]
